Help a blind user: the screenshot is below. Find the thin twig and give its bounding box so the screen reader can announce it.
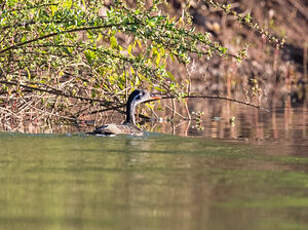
[0,107,21,119]
[0,23,135,54]
[20,98,76,121]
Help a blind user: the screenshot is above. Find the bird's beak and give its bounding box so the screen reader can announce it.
[150,93,162,100]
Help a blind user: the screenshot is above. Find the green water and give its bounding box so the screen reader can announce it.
[1,133,308,230]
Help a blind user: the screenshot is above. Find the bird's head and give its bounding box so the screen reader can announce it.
[127,89,161,106]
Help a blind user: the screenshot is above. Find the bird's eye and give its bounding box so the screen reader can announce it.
[135,95,140,100]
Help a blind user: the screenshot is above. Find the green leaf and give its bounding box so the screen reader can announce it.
[154,86,167,93]
[25,67,31,80]
[50,5,57,16]
[166,71,175,81]
[136,39,142,48]
[127,44,133,56]
[81,0,86,9]
[110,36,118,49]
[62,0,73,9]
[63,47,72,56]
[130,66,135,75]
[84,50,96,64]
[155,53,161,66]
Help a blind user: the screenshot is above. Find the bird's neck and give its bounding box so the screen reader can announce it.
[125,102,136,125]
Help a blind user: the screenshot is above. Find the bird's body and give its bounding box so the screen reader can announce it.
[92,123,143,136]
[89,89,160,136]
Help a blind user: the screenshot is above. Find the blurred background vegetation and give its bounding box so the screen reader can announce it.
[0,0,306,131]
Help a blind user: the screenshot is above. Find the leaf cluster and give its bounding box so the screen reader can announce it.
[0,0,282,123]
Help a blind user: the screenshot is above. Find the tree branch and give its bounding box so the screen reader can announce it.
[0,23,135,54]
[0,80,112,106]
[160,95,269,111]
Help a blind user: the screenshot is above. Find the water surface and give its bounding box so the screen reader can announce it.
[1,132,308,230]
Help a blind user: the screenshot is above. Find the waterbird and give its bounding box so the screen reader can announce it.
[89,89,161,136]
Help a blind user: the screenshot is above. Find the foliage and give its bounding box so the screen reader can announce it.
[0,0,282,125]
